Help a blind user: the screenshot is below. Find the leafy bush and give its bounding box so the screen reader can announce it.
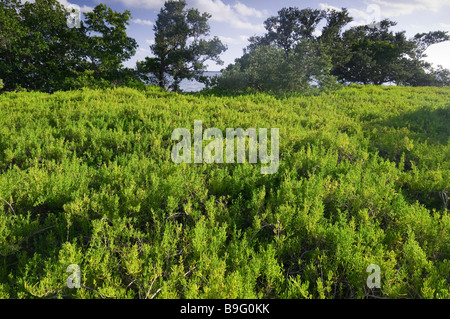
[0,86,449,299]
[217,42,338,93]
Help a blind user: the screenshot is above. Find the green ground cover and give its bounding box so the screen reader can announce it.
[0,85,449,298]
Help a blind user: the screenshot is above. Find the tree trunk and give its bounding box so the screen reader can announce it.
[159,57,165,89]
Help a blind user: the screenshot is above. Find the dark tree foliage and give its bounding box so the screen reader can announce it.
[413,31,450,59]
[1,0,75,91]
[0,0,138,92]
[83,4,137,85]
[223,5,450,91]
[333,20,406,85]
[136,0,226,91]
[334,20,450,85]
[1,1,448,93]
[219,7,350,93]
[263,7,323,53]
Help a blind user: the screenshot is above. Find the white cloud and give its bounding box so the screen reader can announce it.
[319,3,342,12]
[20,0,93,12]
[218,35,249,45]
[239,35,249,42]
[231,20,265,32]
[57,0,93,12]
[145,39,155,45]
[189,0,266,32]
[133,18,154,26]
[423,41,450,69]
[320,3,382,27]
[233,2,267,18]
[321,1,450,28]
[348,5,382,27]
[137,47,151,53]
[440,23,450,31]
[371,0,450,17]
[91,0,266,32]
[103,0,165,10]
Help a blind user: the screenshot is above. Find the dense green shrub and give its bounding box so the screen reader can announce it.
[217,42,338,93]
[0,85,449,299]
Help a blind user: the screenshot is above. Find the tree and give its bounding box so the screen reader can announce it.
[0,0,138,92]
[331,20,405,85]
[247,7,324,55]
[237,5,450,90]
[136,0,226,91]
[412,31,450,60]
[83,4,137,85]
[218,40,337,93]
[0,0,77,91]
[333,20,450,85]
[219,7,339,93]
[264,7,323,54]
[0,0,24,91]
[318,8,353,74]
[320,8,353,44]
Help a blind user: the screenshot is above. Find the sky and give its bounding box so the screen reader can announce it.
[58,0,450,71]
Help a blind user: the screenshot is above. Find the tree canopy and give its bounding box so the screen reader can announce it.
[0,0,138,92]
[136,0,227,92]
[218,6,450,92]
[334,20,450,85]
[1,1,449,93]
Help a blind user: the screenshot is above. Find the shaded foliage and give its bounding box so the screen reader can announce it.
[0,0,138,92]
[218,6,450,92]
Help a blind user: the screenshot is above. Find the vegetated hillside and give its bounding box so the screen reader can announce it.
[0,85,449,299]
